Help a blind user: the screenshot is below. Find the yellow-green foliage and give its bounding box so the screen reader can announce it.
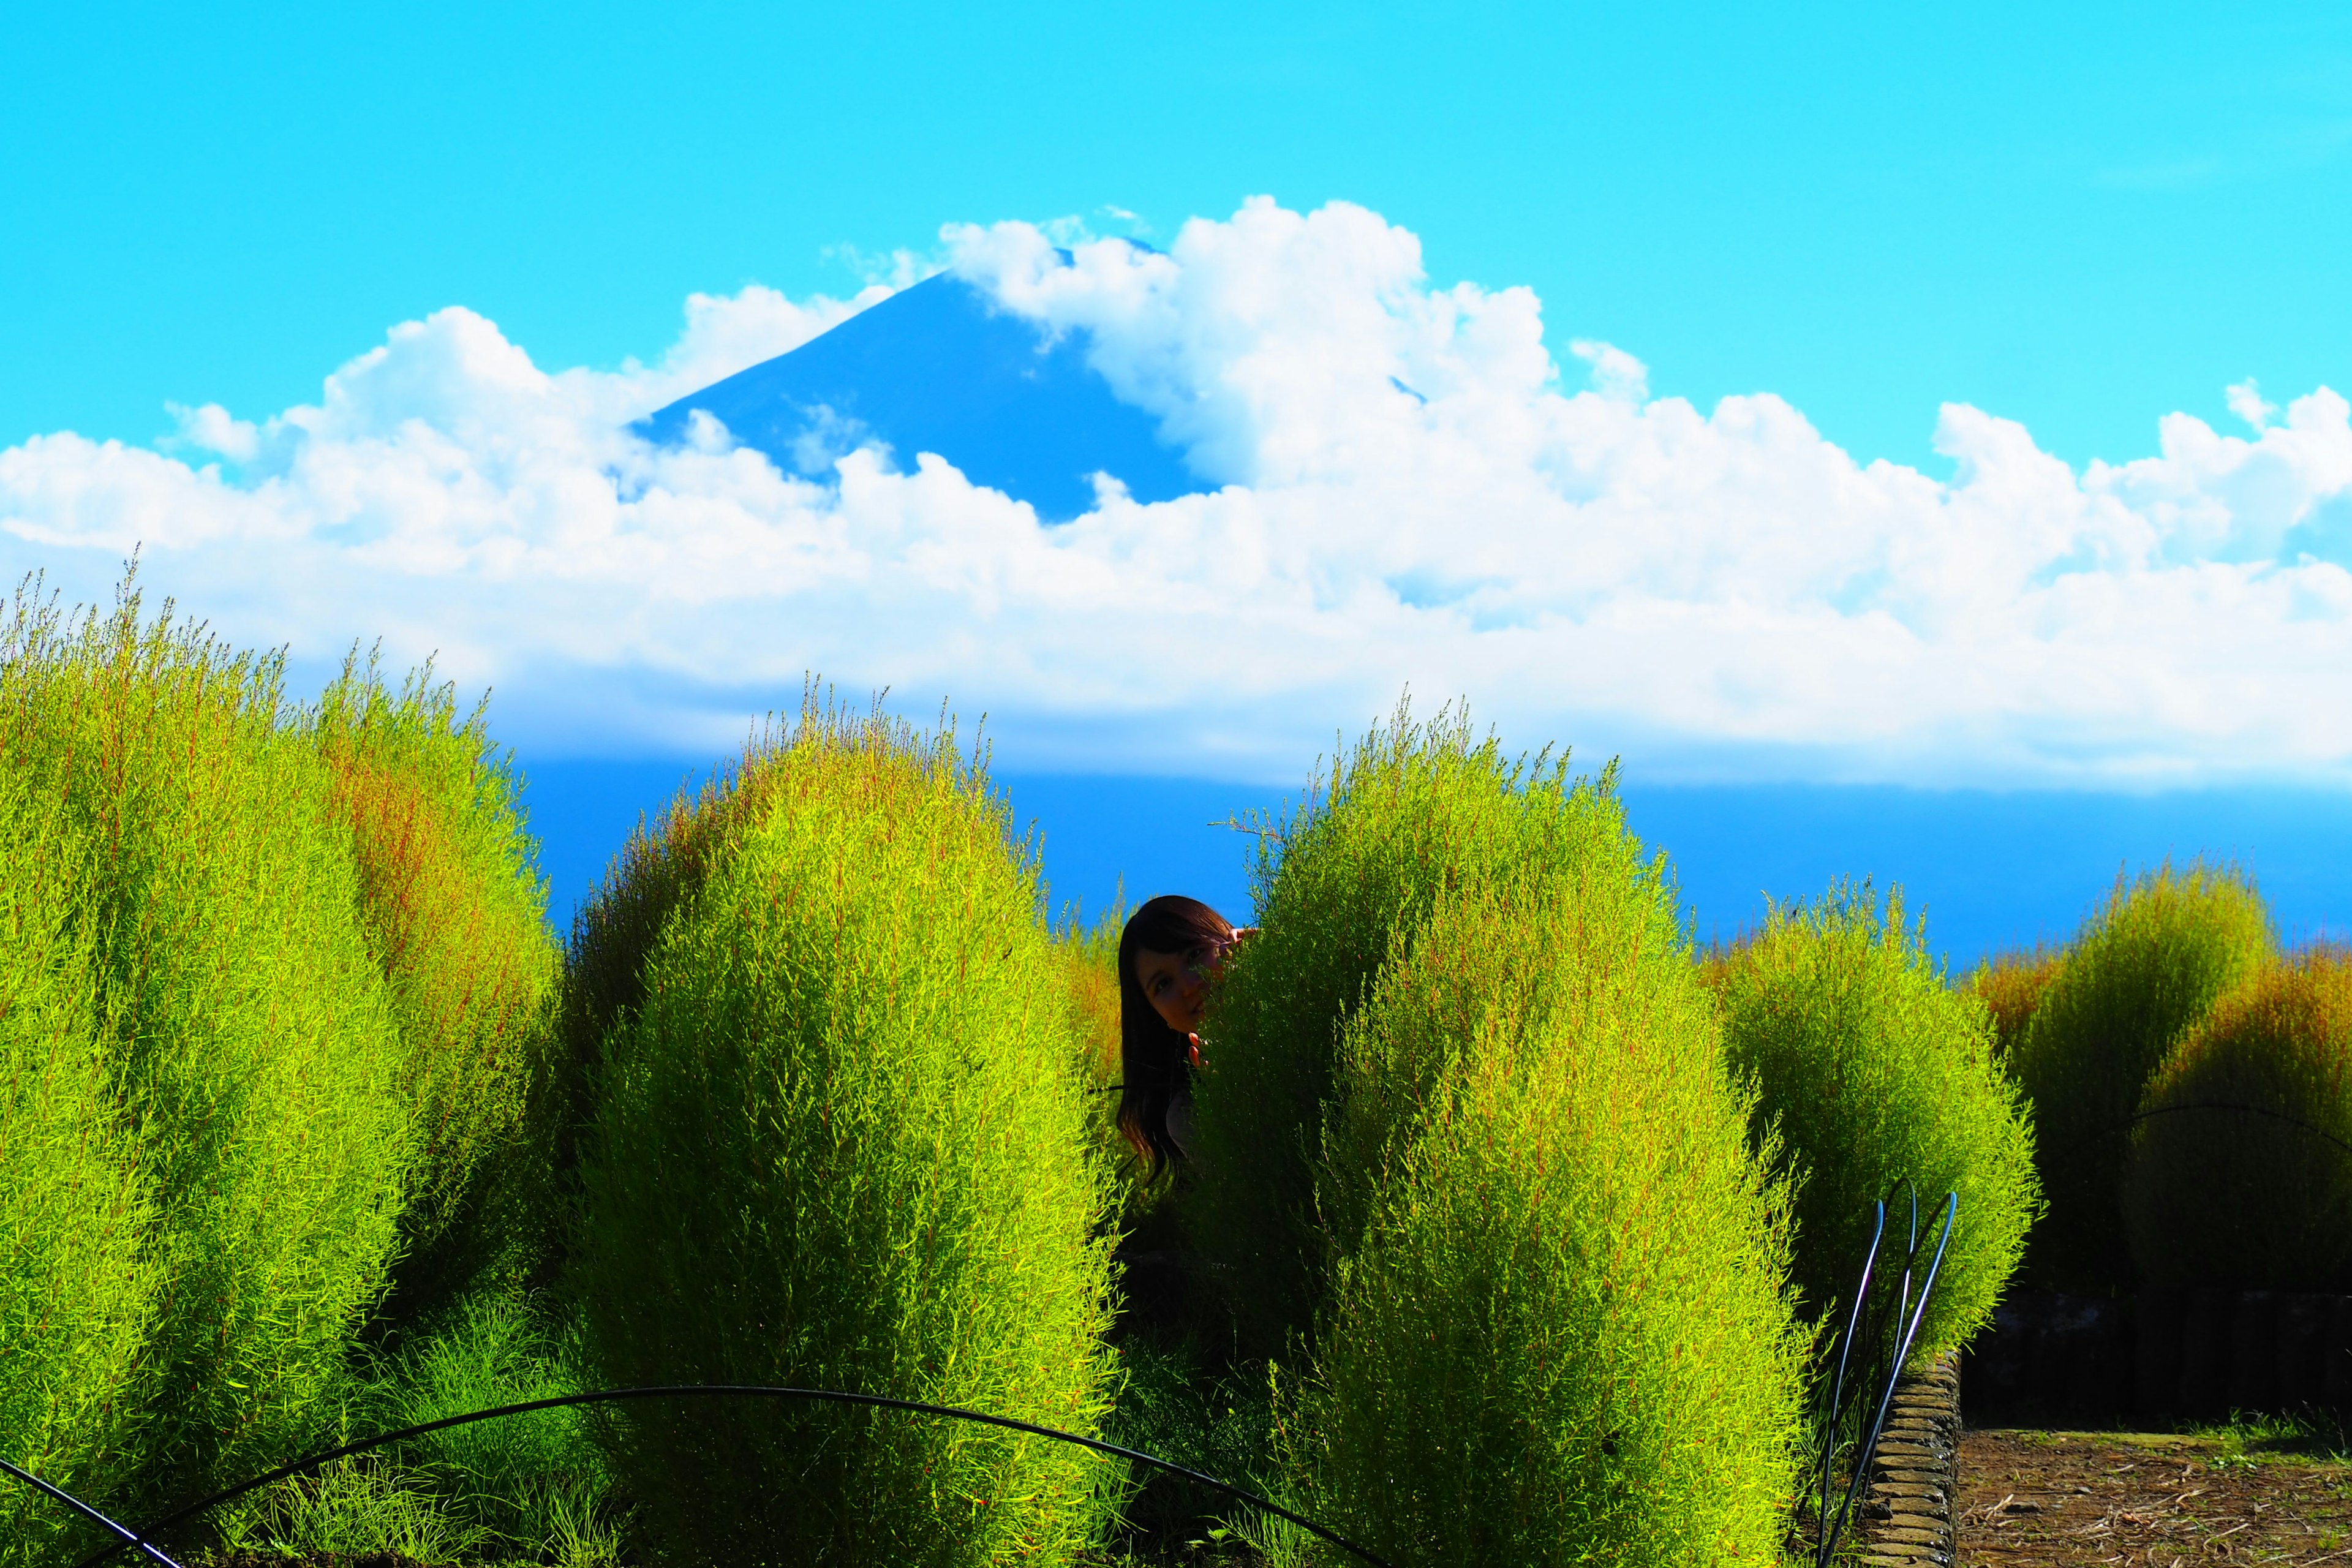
[255,1292,615,1561]
[1715,886,2041,1362]
[2010,863,2272,1289]
[1054,908,1152,1223]
[1210,707,1807,1566]
[1966,945,2064,1070]
[304,650,560,1313]
[2125,951,2352,1291]
[569,698,1120,1568]
[0,778,154,1565]
[553,747,761,1188]
[1191,704,1562,1355]
[1692,933,1752,997]
[1059,905,1124,1091]
[0,576,415,1530]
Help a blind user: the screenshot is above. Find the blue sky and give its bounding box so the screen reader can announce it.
[10,2,2348,472]
[6,1,2350,956]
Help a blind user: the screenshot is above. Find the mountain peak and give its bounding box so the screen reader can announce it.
[641,272,1207,521]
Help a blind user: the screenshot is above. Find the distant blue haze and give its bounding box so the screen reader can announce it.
[518,760,2351,970]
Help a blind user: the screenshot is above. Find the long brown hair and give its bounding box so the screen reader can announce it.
[1116,895,1235,1178]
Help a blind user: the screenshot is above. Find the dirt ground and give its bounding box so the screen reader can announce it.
[1959,1429,2352,1566]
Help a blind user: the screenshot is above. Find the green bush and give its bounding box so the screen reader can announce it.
[569,698,1120,1567]
[550,743,752,1222]
[2124,951,2352,1291]
[305,650,562,1316]
[1285,824,1807,1565]
[1189,703,1565,1356]
[1715,885,2041,1361]
[2010,862,2272,1289]
[1966,944,2065,1071]
[1193,705,1805,1566]
[0,574,417,1520]
[0,776,154,1566]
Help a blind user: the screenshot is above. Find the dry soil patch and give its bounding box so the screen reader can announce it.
[1959,1429,2352,1566]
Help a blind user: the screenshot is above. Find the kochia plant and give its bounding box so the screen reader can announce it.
[2010,862,2272,1289]
[1297,884,1808,1566]
[305,650,562,1316]
[1966,945,2065,1071]
[1191,704,1568,1356]
[1202,706,1807,1566]
[2125,949,2352,1291]
[569,698,1119,1567]
[0,573,416,1520]
[1715,886,2041,1362]
[0,779,154,1566]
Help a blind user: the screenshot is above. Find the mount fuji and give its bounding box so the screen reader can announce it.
[641,269,1210,522]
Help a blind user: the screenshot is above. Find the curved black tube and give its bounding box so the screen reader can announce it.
[1812,1198,1886,1568]
[1826,1191,1957,1559]
[0,1456,183,1568]
[2126,1100,2352,1161]
[1811,1184,1959,1568]
[78,1385,1397,1568]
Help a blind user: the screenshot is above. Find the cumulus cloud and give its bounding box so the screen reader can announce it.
[2226,377,2278,431]
[1569,340,1649,405]
[2,197,2348,786]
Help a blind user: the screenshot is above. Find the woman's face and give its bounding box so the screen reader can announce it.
[1134,939,1229,1035]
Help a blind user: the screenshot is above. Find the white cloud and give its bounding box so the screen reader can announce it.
[3,197,2350,788]
[1569,339,1649,405]
[2226,377,2277,431]
[164,401,259,462]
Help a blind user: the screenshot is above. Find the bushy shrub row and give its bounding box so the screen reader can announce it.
[511,726,2352,1560]
[0,767,153,1562]
[307,650,564,1320]
[2125,948,2352,1292]
[1200,707,1810,1567]
[15,569,2286,1566]
[1712,886,2041,1362]
[2009,862,2274,1289]
[1976,863,2352,1302]
[1704,856,2352,1321]
[0,586,1130,1565]
[567,697,1119,1567]
[0,576,554,1564]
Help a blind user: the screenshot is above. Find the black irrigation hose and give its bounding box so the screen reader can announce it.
[1812,1199,1887,1568]
[1811,1185,1958,1568]
[2125,1100,2352,1162]
[72,1385,1398,1568]
[1826,1191,1957,1564]
[0,1456,183,1568]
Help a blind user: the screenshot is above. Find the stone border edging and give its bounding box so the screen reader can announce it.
[1856,1351,1960,1568]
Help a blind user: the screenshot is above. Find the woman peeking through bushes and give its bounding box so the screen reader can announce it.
[1116,895,1251,1176]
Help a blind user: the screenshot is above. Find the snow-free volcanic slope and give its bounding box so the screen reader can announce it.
[641,270,1209,521]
